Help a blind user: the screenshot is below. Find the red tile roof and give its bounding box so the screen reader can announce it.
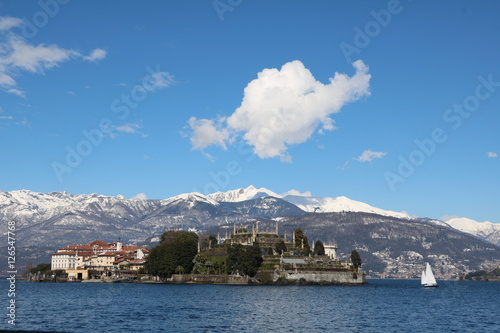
[52,251,77,255]
[122,245,139,252]
[59,245,92,251]
[129,259,145,265]
[76,251,93,257]
[113,258,129,264]
[86,240,109,248]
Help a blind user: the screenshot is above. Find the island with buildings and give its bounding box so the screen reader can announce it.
[32,222,365,286]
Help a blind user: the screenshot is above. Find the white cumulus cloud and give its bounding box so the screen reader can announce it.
[0,17,23,31]
[131,193,147,200]
[187,117,230,150]
[186,60,371,161]
[3,37,80,74]
[142,70,175,92]
[116,123,142,134]
[281,189,312,197]
[355,149,387,162]
[6,88,25,97]
[83,48,107,62]
[486,152,498,158]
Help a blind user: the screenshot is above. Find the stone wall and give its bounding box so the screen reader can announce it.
[169,274,258,285]
[274,270,366,285]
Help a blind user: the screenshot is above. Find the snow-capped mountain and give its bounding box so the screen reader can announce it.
[162,192,220,207]
[282,195,410,219]
[1,187,499,277]
[208,186,410,219]
[207,185,279,202]
[219,196,305,218]
[0,189,159,227]
[445,217,500,246]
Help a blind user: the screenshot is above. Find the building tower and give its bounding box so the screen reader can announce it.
[324,243,338,260]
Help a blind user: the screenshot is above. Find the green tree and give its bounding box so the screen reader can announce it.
[275,240,287,255]
[313,240,325,256]
[351,250,362,271]
[145,230,198,278]
[226,244,263,277]
[209,235,218,247]
[293,228,310,253]
[30,263,51,274]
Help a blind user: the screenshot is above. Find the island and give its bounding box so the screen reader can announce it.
[31,222,366,286]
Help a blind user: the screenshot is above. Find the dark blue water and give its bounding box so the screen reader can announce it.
[1,279,499,332]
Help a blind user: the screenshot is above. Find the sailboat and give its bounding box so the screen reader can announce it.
[421,262,438,288]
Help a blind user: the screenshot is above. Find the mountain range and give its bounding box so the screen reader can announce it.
[1,186,498,277]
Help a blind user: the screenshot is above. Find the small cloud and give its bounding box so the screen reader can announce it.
[281,189,312,197]
[66,90,76,96]
[0,23,106,95]
[0,16,23,31]
[83,48,107,63]
[142,70,175,92]
[486,152,498,158]
[203,152,216,162]
[7,88,25,98]
[187,116,230,151]
[337,160,350,170]
[116,82,128,87]
[115,123,142,134]
[0,115,13,120]
[355,149,387,162]
[0,72,16,87]
[130,193,147,200]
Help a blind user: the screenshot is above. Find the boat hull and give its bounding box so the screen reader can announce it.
[422,284,438,288]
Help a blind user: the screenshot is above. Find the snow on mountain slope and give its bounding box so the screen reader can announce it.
[207,186,410,219]
[161,192,220,207]
[445,217,500,246]
[282,195,410,219]
[207,185,279,202]
[0,190,159,227]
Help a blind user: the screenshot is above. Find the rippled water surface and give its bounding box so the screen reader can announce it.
[1,279,499,332]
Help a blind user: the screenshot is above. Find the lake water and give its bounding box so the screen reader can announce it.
[1,279,499,332]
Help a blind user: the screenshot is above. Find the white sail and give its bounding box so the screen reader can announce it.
[421,262,437,287]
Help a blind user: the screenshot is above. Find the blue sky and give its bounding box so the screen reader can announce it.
[0,0,499,223]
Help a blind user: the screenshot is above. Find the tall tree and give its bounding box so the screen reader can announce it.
[226,244,263,277]
[351,250,362,271]
[145,230,198,278]
[209,235,218,247]
[293,228,310,253]
[313,240,325,255]
[275,240,287,255]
